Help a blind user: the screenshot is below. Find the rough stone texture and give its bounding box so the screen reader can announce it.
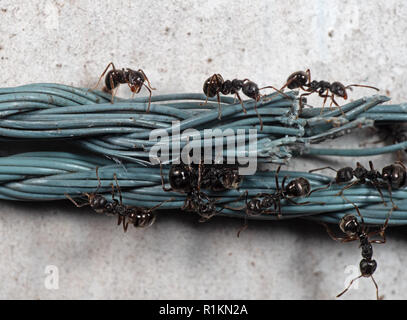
[0,0,407,299]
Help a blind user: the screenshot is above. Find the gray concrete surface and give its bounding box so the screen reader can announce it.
[1,0,407,299]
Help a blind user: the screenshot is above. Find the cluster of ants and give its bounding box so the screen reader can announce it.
[66,158,406,299]
[93,63,379,130]
[84,63,401,299]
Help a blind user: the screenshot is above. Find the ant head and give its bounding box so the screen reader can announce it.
[128,69,144,83]
[360,259,377,277]
[88,194,107,213]
[242,80,260,100]
[286,71,309,89]
[339,214,361,236]
[285,177,311,197]
[247,198,261,212]
[330,82,347,99]
[203,74,224,97]
[382,163,406,188]
[169,164,194,193]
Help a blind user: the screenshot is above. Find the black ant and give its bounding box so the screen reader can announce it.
[226,166,314,219]
[202,74,285,130]
[322,203,394,300]
[196,164,243,191]
[280,69,379,114]
[160,162,225,221]
[66,168,169,232]
[110,174,170,231]
[93,62,155,112]
[309,161,386,205]
[65,167,119,216]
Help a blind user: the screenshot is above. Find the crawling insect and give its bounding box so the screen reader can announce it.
[227,166,315,219]
[93,62,155,112]
[309,161,386,205]
[322,203,394,300]
[110,173,171,232]
[280,69,379,114]
[202,74,285,130]
[65,167,118,215]
[160,162,228,221]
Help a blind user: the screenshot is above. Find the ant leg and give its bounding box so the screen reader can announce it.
[259,85,292,100]
[216,93,222,120]
[113,173,123,205]
[321,89,330,109]
[275,165,282,192]
[92,62,116,91]
[350,202,366,226]
[110,183,116,202]
[368,206,394,244]
[309,166,338,173]
[138,69,156,90]
[197,160,203,192]
[142,83,153,113]
[368,161,387,206]
[160,162,173,192]
[65,193,89,208]
[95,166,101,193]
[148,198,174,211]
[322,222,357,243]
[254,99,263,131]
[109,80,119,104]
[330,95,346,116]
[337,275,362,298]
[335,180,359,197]
[236,195,249,238]
[235,92,247,114]
[308,182,333,196]
[224,190,248,211]
[123,219,129,232]
[299,92,313,115]
[370,276,380,300]
[285,198,323,206]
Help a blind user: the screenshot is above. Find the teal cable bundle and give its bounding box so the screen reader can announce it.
[0,151,402,226]
[0,83,403,165]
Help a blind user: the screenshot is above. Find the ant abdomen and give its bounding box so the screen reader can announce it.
[284,177,310,198]
[103,70,123,92]
[168,164,195,193]
[203,74,224,97]
[360,259,377,277]
[286,71,309,89]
